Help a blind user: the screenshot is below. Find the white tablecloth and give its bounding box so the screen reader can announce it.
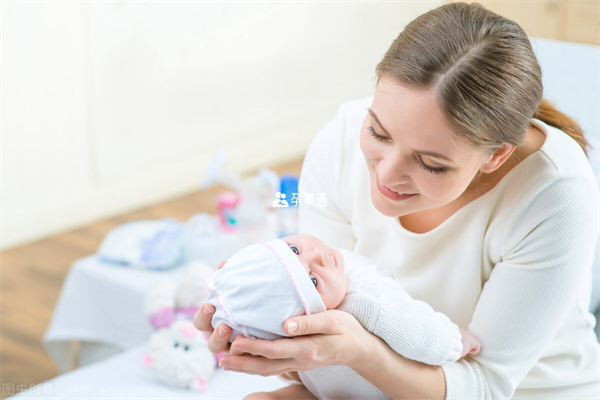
[11,344,286,400]
[43,255,189,372]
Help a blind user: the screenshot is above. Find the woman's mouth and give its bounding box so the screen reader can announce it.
[376,176,417,201]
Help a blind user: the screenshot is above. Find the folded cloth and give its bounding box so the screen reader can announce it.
[98,219,185,270]
[205,239,325,341]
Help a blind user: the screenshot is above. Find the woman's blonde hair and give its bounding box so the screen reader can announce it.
[376,2,588,154]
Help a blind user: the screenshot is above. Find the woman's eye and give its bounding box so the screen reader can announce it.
[289,245,299,255]
[417,156,447,175]
[309,273,318,287]
[367,126,389,142]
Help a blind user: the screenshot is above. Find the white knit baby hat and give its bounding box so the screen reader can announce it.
[205,239,326,341]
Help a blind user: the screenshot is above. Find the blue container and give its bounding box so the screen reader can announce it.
[279,174,299,207]
[278,174,299,237]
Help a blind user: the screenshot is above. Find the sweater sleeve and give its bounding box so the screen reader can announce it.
[297,104,357,250]
[339,261,463,366]
[441,174,599,399]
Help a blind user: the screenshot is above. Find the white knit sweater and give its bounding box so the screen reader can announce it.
[297,97,600,399]
[300,249,463,399]
[341,249,463,365]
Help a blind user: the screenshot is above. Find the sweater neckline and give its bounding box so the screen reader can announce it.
[393,118,552,237]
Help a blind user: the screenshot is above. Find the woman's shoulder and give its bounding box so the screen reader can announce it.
[533,118,597,181]
[298,98,376,248]
[498,119,597,201]
[300,97,372,190]
[526,119,597,211]
[309,97,372,148]
[490,120,599,251]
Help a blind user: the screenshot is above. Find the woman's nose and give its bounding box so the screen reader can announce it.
[378,154,411,185]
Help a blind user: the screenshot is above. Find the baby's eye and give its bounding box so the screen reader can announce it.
[289,245,299,255]
[309,273,317,287]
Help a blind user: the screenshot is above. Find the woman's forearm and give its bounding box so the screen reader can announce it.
[351,333,446,399]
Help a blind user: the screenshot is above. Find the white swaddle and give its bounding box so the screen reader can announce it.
[205,239,326,341]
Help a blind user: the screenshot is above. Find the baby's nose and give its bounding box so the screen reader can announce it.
[308,248,326,267]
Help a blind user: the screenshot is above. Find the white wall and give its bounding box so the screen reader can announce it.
[1,1,440,250]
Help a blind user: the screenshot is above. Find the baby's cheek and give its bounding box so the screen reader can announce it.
[323,284,346,310]
[335,285,347,308]
[336,271,348,307]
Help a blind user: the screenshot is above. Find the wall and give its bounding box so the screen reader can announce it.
[1,2,440,250]
[450,0,599,45]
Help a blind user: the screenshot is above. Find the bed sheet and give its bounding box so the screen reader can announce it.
[11,344,286,399]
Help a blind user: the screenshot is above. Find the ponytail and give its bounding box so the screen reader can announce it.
[534,98,588,155]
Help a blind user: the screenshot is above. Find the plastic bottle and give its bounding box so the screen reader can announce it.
[183,213,221,268]
[216,191,240,232]
[237,177,268,246]
[215,191,244,260]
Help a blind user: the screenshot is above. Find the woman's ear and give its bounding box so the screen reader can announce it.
[480,143,516,174]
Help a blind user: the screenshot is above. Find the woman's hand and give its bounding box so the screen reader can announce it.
[192,261,234,354]
[217,309,371,377]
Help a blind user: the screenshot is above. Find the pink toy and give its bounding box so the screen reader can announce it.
[143,262,218,391]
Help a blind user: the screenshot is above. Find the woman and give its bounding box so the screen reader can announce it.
[194,3,599,398]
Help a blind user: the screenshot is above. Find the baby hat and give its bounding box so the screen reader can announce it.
[205,239,326,341]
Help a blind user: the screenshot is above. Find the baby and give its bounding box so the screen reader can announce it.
[205,234,480,396]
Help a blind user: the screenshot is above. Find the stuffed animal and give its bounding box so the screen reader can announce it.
[143,261,218,391]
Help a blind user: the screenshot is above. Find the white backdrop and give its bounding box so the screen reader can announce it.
[1,1,439,250]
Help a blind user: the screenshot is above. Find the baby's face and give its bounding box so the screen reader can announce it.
[282,234,346,309]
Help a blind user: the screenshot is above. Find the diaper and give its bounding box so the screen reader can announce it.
[98,219,185,270]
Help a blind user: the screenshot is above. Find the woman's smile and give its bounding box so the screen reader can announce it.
[376,174,418,201]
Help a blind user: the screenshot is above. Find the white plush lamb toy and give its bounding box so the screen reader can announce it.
[143,261,218,391]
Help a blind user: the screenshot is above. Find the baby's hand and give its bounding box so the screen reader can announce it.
[459,329,481,358]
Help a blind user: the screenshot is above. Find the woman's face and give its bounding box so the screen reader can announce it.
[282,234,346,310]
[359,76,490,218]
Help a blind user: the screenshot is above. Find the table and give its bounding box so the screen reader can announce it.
[43,255,189,373]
